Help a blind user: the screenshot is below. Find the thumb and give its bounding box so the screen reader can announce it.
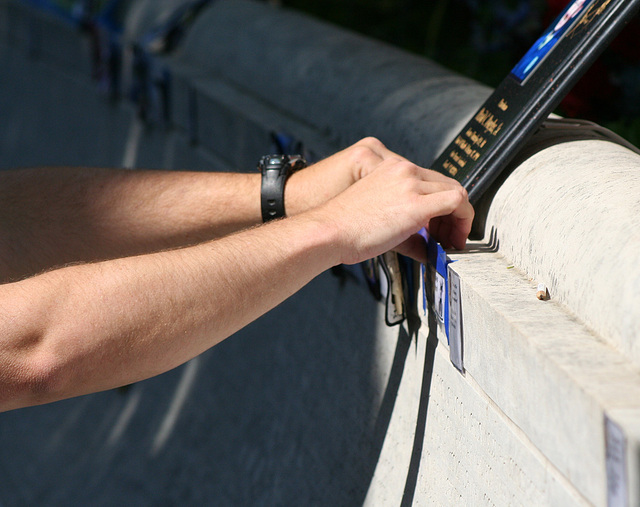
[392,233,428,264]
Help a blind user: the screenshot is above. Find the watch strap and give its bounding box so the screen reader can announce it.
[261,162,287,222]
[259,154,306,222]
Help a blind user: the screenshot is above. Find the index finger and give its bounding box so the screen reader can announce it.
[425,188,475,250]
[358,139,461,186]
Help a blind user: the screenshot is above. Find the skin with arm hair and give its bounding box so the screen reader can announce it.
[0,137,406,281]
[0,138,473,412]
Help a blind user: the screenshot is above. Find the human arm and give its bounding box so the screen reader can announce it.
[0,212,339,412]
[0,138,402,282]
[0,144,473,412]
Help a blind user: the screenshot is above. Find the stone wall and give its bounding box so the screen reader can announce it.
[1,1,639,505]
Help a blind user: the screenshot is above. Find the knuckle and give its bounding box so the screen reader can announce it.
[446,187,464,204]
[350,145,373,160]
[452,185,467,200]
[348,145,378,165]
[392,160,419,176]
[357,136,386,151]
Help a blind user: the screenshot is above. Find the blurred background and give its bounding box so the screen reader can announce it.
[24,0,640,145]
[282,0,640,146]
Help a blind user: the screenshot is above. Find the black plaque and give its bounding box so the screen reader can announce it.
[431,0,640,203]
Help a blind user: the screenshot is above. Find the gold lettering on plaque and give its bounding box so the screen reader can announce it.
[450,150,466,168]
[454,136,480,160]
[474,108,504,136]
[465,128,487,148]
[567,0,612,38]
[443,160,458,176]
[498,99,508,111]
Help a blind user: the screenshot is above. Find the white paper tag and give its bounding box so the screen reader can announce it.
[605,415,628,507]
[434,271,446,324]
[447,266,464,373]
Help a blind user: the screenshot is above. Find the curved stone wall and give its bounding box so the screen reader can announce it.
[169,0,492,164]
[487,140,640,367]
[1,1,639,506]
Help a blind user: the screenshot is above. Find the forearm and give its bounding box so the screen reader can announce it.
[0,167,263,281]
[0,139,474,412]
[0,213,340,411]
[0,138,404,282]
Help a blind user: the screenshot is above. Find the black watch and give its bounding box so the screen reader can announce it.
[258,154,307,222]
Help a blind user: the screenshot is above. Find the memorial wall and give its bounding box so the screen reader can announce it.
[1,1,639,505]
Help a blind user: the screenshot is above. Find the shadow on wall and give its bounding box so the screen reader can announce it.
[0,25,441,506]
[0,273,438,505]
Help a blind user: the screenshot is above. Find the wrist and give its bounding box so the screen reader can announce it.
[296,203,353,267]
[284,161,355,218]
[258,154,306,222]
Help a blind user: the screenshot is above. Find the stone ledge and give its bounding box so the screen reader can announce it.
[366,314,592,506]
[184,75,339,168]
[429,241,640,506]
[486,140,640,369]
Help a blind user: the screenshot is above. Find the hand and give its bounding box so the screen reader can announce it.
[285,137,408,215]
[309,157,474,265]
